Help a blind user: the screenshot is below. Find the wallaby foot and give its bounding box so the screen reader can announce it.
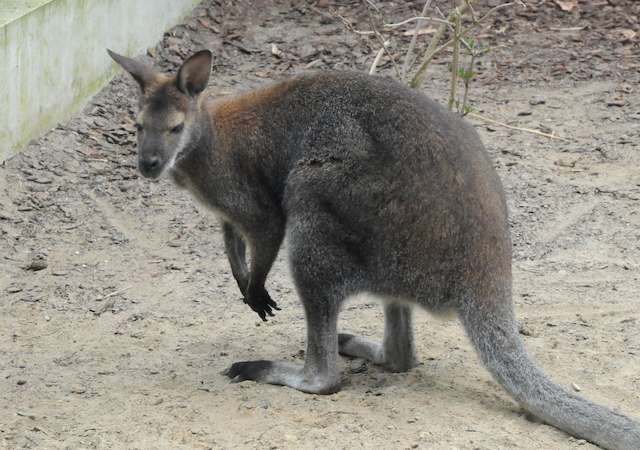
[223,360,340,394]
[338,332,384,362]
[339,303,417,372]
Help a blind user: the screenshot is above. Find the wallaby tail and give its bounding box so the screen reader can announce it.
[458,299,640,450]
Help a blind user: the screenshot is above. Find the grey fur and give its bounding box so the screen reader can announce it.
[109,50,640,450]
[339,303,416,372]
[222,222,249,295]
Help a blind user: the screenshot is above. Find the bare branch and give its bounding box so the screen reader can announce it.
[475,2,515,24]
[329,8,375,35]
[384,15,451,29]
[448,12,462,111]
[370,40,391,75]
[409,3,470,89]
[410,1,515,89]
[364,3,402,78]
[364,0,380,12]
[467,112,572,141]
[401,0,434,79]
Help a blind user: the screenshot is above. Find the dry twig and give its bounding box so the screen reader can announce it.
[401,0,434,79]
[467,112,571,141]
[409,3,470,88]
[448,12,462,110]
[369,40,391,74]
[95,285,132,301]
[410,1,515,89]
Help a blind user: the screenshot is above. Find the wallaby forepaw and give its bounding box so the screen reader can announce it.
[223,360,273,382]
[243,287,280,321]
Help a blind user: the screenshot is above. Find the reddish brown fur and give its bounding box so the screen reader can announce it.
[209,80,295,151]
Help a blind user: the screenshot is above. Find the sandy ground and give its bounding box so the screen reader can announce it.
[1,1,639,449]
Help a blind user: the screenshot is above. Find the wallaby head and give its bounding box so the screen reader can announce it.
[106,49,212,178]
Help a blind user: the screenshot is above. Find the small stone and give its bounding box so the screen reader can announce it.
[518,322,536,337]
[606,99,625,107]
[538,124,553,134]
[28,176,53,184]
[16,380,27,386]
[271,43,284,58]
[71,386,86,394]
[529,97,546,106]
[16,411,36,420]
[349,359,368,374]
[572,383,581,392]
[23,255,47,271]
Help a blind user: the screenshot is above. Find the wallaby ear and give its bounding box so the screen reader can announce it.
[176,50,212,97]
[107,49,158,92]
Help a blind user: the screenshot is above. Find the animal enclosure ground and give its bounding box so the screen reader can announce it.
[1,1,639,449]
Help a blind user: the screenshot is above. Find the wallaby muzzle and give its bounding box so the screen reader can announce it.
[138,154,163,179]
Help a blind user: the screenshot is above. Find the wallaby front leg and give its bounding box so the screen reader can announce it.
[242,222,284,321]
[222,222,249,296]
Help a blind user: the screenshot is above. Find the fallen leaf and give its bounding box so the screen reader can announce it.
[618,29,637,42]
[554,0,577,12]
[271,43,284,58]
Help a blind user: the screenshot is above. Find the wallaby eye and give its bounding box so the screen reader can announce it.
[170,123,184,134]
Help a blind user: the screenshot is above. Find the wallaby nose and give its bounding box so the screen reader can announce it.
[139,156,162,178]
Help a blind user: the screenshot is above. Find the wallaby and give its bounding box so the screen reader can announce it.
[107,48,640,450]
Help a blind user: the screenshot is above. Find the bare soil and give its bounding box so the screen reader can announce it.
[1,1,639,449]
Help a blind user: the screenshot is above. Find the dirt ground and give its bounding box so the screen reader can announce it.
[1,1,639,449]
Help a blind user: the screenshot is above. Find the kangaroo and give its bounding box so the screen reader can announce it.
[107,48,640,450]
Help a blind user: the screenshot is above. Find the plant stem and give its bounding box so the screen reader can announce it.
[401,0,434,80]
[409,2,470,89]
[448,11,461,111]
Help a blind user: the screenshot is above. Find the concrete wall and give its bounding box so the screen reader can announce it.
[0,0,201,161]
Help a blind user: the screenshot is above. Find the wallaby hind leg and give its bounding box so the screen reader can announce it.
[224,209,364,394]
[339,303,417,372]
[224,295,340,394]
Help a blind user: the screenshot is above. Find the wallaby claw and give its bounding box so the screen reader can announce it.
[223,360,272,382]
[243,287,280,321]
